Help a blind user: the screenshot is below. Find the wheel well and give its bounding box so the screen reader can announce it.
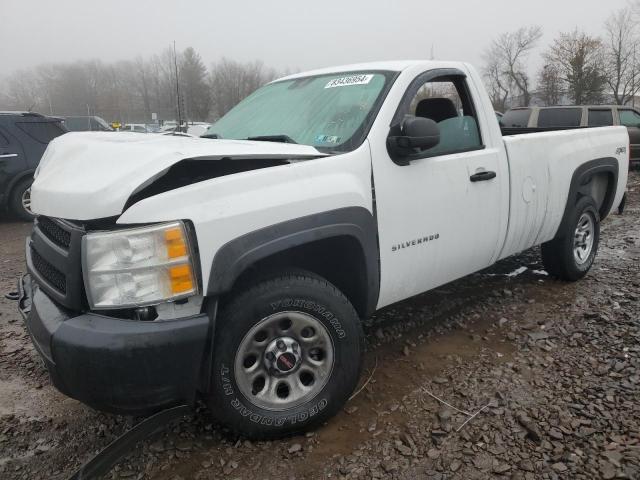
[227,236,371,318]
[579,171,614,220]
[8,171,34,200]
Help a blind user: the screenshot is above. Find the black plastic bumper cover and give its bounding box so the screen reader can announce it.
[19,275,211,415]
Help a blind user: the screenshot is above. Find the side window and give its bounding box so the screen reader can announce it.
[401,75,482,157]
[16,121,66,144]
[0,130,9,147]
[502,109,532,128]
[588,109,613,127]
[537,108,582,127]
[619,109,640,127]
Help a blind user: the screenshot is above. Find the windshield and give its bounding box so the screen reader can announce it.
[203,71,393,152]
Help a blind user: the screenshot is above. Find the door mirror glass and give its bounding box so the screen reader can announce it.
[388,116,440,158]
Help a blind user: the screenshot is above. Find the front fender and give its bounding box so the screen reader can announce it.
[117,144,375,297]
[207,206,380,315]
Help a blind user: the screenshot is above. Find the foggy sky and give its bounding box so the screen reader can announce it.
[0,0,629,76]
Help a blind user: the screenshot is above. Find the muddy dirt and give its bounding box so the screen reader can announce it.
[1,173,639,479]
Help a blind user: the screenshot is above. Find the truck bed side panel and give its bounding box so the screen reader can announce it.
[498,127,628,260]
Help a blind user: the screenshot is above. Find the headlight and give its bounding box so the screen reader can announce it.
[82,221,198,309]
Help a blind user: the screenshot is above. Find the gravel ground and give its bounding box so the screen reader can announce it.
[0,173,638,480]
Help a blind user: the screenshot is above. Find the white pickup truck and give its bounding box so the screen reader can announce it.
[19,60,628,438]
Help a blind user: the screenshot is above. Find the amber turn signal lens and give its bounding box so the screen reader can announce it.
[169,264,194,294]
[165,227,188,259]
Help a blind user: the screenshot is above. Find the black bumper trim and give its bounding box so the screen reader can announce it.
[21,275,212,415]
[68,405,192,480]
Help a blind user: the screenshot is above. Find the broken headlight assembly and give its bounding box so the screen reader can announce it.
[82,221,198,309]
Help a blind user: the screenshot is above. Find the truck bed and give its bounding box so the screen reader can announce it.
[497,126,629,261]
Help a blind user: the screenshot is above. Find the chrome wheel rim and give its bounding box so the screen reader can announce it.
[234,311,334,411]
[573,212,595,265]
[21,187,32,214]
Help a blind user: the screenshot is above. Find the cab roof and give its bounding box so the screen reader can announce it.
[276,60,468,82]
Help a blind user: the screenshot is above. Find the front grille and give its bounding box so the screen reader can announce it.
[28,215,86,310]
[31,246,67,294]
[38,216,71,248]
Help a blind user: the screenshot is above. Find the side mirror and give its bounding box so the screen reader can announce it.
[387,116,440,162]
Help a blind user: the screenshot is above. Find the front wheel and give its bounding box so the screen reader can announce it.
[541,195,600,281]
[9,178,35,221]
[207,271,363,439]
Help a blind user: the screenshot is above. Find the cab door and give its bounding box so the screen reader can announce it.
[370,69,507,308]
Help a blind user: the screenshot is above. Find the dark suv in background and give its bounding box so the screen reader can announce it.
[501,105,640,169]
[0,112,68,220]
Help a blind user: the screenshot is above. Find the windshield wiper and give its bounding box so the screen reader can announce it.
[200,133,220,139]
[246,134,297,144]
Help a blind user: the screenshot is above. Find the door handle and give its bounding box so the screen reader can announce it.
[470,171,496,182]
[0,153,18,158]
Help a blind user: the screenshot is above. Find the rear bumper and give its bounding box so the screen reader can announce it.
[19,274,212,415]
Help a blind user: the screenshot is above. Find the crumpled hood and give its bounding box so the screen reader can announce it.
[31,132,324,220]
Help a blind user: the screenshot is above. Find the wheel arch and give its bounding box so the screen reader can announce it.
[556,158,618,238]
[206,207,380,318]
[5,169,35,207]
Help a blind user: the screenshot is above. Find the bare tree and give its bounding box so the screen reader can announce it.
[603,7,640,105]
[544,30,607,105]
[0,48,279,124]
[483,51,512,111]
[153,48,183,122]
[130,57,153,120]
[5,69,42,111]
[485,26,542,107]
[537,63,563,106]
[209,58,278,118]
[180,47,211,121]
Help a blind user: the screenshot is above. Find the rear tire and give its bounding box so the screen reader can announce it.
[541,196,600,281]
[9,178,35,222]
[207,270,363,439]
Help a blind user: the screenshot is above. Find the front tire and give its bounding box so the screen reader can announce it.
[541,195,600,281]
[207,270,363,439]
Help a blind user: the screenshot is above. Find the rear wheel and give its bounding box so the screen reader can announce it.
[541,196,600,281]
[9,178,35,221]
[207,270,363,438]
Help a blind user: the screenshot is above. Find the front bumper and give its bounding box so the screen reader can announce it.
[19,274,212,415]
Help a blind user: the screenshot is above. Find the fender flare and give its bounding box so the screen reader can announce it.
[556,157,618,237]
[206,207,380,316]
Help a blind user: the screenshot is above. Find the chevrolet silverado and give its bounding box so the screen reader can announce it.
[18,60,628,438]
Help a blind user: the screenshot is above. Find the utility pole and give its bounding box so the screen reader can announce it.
[633,43,637,108]
[173,41,183,132]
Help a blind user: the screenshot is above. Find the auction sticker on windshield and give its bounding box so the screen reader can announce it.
[325,74,374,89]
